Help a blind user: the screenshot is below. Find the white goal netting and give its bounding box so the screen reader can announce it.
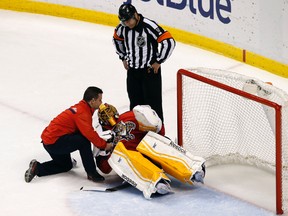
[178,68,288,214]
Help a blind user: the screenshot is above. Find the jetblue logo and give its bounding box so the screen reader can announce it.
[124,0,232,24]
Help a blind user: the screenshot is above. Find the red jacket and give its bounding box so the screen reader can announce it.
[41,100,106,149]
[103,110,165,151]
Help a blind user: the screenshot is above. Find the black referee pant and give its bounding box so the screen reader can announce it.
[127,67,164,122]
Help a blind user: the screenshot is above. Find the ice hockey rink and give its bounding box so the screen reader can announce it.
[1,9,288,216]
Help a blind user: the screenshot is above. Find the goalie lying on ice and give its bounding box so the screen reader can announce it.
[94,104,206,199]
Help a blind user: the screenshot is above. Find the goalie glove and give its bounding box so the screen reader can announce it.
[99,130,116,143]
[93,147,111,157]
[94,130,116,157]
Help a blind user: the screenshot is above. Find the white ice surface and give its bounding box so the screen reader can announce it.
[0,9,287,216]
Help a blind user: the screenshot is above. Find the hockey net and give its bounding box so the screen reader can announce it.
[177,68,288,214]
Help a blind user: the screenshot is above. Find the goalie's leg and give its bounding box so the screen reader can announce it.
[137,131,206,184]
[108,142,171,199]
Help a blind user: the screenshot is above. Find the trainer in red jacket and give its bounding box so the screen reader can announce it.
[41,100,106,149]
[24,87,113,184]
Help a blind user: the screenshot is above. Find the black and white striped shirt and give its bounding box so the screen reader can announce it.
[113,14,176,69]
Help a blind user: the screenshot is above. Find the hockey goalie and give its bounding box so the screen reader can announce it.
[94,103,206,199]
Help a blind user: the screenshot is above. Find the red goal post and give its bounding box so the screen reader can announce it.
[177,68,288,214]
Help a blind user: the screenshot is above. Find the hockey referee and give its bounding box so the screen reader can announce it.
[112,3,176,123]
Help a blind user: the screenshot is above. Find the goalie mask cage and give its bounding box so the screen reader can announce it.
[177,68,288,214]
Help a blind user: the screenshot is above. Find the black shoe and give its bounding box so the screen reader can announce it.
[25,159,39,183]
[87,172,105,182]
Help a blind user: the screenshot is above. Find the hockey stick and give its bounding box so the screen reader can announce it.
[80,181,130,192]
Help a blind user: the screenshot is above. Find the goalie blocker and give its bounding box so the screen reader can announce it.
[108,131,206,198]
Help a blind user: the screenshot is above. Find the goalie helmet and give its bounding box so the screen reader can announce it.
[98,103,119,126]
[118,3,137,22]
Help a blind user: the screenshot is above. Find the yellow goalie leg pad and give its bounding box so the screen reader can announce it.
[137,131,205,185]
[108,142,170,199]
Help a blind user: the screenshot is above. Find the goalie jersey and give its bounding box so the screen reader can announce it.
[102,110,165,151]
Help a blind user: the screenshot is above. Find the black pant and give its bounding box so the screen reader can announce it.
[37,133,96,176]
[126,67,164,122]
